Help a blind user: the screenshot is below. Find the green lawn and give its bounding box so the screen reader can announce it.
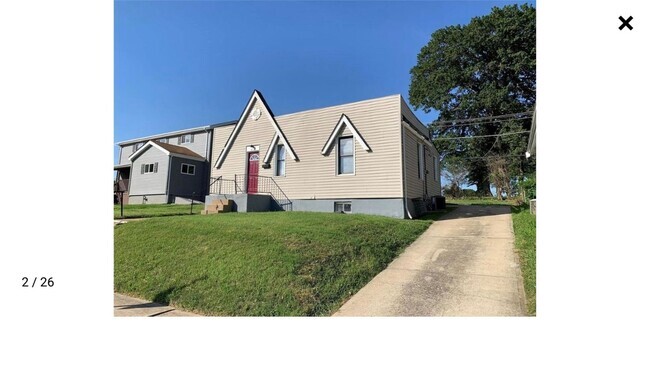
[114,211,453,316]
[511,204,536,315]
[114,203,204,219]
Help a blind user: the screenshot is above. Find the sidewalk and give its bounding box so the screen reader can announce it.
[113,293,201,317]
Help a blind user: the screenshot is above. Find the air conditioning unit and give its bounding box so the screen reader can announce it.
[431,195,446,210]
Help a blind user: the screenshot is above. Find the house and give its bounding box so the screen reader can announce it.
[114,123,233,204]
[206,90,441,218]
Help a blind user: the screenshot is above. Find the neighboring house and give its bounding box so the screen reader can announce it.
[114,124,233,204]
[208,90,441,218]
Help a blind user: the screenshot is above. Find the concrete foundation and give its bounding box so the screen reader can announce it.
[205,194,272,212]
[205,194,406,218]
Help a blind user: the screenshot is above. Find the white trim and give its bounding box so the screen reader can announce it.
[180,163,195,176]
[180,134,192,144]
[275,144,286,177]
[143,163,155,174]
[263,133,280,164]
[215,90,297,169]
[128,140,206,162]
[129,141,170,161]
[336,135,355,176]
[321,114,370,155]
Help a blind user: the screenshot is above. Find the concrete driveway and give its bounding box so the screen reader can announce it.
[334,205,526,316]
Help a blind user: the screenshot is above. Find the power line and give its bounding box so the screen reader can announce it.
[434,111,533,125]
[433,130,529,141]
[448,154,527,160]
[433,116,532,128]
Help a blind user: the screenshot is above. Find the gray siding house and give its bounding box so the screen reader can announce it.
[114,124,229,204]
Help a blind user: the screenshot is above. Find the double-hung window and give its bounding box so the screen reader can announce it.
[181,163,195,175]
[180,134,193,144]
[276,145,286,176]
[142,163,157,174]
[338,136,354,175]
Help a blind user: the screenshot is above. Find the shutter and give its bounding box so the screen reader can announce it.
[177,136,182,144]
[141,164,144,174]
[154,162,158,173]
[190,134,194,143]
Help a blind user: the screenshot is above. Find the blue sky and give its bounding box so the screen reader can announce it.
[115,0,533,182]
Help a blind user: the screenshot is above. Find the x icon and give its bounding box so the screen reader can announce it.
[619,16,633,30]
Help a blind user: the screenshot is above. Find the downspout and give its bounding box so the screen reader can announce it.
[166,155,172,203]
[204,128,213,197]
[401,122,413,219]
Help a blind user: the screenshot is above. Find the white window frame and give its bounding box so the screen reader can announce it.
[334,201,352,213]
[180,163,195,176]
[337,136,355,175]
[275,144,286,177]
[417,143,425,181]
[158,138,168,143]
[181,134,192,144]
[143,163,155,174]
[133,142,144,152]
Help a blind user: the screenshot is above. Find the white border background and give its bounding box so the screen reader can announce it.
[1,1,649,363]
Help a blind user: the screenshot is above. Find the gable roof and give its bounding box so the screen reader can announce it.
[321,114,371,155]
[215,90,297,169]
[128,140,206,162]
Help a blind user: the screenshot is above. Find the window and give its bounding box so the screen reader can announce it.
[334,201,352,213]
[181,163,195,175]
[180,134,193,144]
[338,136,354,174]
[158,138,168,143]
[275,145,286,176]
[141,163,157,174]
[133,142,144,152]
[417,144,425,180]
[433,158,438,181]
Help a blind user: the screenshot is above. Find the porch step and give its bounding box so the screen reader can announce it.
[202,198,233,215]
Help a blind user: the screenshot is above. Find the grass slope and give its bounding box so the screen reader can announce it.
[114,203,204,219]
[511,204,536,315]
[114,211,450,316]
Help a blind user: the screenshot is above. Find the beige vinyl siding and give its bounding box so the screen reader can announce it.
[211,95,403,199]
[403,126,430,199]
[401,97,442,198]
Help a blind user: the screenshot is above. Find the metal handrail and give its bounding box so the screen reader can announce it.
[235,174,293,211]
[209,176,242,195]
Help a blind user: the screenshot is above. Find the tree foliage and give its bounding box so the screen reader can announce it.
[409,4,536,195]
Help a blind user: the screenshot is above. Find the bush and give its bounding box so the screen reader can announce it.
[520,175,536,202]
[461,189,477,198]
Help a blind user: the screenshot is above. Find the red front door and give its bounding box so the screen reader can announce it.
[247,152,259,193]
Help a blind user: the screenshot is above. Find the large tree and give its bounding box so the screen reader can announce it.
[409,4,536,195]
